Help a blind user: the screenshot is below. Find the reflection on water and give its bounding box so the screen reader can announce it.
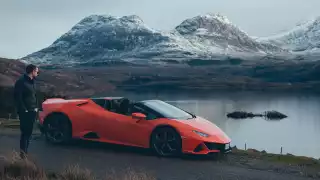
[115,91,320,158]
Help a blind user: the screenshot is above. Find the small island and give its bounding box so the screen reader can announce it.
[227,110,288,120]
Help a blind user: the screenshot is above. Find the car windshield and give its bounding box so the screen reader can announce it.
[142,100,194,120]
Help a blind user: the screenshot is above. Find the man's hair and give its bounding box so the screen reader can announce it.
[25,64,37,74]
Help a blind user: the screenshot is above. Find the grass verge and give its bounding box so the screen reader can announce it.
[229,147,320,178]
[231,147,320,167]
[0,151,156,180]
[0,119,20,128]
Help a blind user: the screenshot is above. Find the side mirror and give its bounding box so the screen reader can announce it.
[132,112,146,122]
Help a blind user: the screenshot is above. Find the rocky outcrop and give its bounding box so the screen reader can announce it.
[227,110,287,120]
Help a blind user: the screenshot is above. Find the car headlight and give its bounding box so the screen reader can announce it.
[193,130,209,137]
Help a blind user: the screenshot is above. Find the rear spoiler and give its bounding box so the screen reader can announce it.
[76,101,89,106]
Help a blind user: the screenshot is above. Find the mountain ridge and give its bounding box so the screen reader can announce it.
[22,13,291,65]
[258,16,320,53]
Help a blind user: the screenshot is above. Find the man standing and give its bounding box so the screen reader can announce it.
[14,64,39,158]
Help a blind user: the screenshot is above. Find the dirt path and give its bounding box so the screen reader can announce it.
[0,129,318,180]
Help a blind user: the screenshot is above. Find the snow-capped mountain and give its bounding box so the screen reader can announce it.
[258,17,320,53]
[175,13,284,54]
[22,13,288,65]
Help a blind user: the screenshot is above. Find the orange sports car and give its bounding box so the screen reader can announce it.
[37,97,232,157]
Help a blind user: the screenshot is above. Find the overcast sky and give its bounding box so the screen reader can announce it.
[0,0,319,59]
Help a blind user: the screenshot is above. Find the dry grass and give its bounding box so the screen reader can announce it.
[0,151,156,180]
[0,151,47,180]
[104,168,156,180]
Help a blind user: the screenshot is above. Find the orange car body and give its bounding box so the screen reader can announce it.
[38,97,232,155]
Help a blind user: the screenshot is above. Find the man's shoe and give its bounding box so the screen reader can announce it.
[20,151,27,159]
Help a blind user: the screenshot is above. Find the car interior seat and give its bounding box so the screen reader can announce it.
[119,98,130,115]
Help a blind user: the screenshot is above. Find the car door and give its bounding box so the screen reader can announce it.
[80,99,120,142]
[108,103,157,147]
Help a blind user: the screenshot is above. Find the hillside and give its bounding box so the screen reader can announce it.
[0,58,114,96]
[2,57,320,118]
[21,13,288,65]
[0,58,115,118]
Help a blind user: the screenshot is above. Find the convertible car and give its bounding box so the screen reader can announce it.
[37,97,232,157]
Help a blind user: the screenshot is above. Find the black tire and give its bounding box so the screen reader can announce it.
[43,113,72,145]
[150,127,182,157]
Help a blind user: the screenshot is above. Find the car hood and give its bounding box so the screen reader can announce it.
[175,116,231,143]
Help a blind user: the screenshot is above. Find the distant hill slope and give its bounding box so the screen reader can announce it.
[2,57,320,118]
[0,58,115,96]
[0,58,117,118]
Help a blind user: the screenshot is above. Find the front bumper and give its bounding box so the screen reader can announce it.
[182,138,232,155]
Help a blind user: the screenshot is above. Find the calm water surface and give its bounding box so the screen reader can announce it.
[106,91,320,159]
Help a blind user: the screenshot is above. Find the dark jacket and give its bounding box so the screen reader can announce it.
[14,74,38,113]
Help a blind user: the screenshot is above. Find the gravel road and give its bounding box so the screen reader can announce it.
[0,130,317,180]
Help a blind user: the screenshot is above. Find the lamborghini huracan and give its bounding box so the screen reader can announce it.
[37,97,232,157]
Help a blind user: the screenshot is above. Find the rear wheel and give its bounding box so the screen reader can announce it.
[150,127,182,157]
[43,113,72,144]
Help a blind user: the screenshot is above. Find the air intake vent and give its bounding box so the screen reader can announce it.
[76,102,88,106]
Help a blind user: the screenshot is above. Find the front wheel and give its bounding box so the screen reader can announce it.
[43,114,72,144]
[150,127,182,157]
